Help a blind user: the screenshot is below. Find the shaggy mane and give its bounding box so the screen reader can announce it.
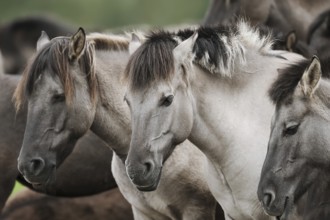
[269,57,330,104]
[124,21,273,91]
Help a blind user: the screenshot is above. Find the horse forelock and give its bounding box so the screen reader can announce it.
[124,30,177,91]
[269,57,330,105]
[14,37,97,110]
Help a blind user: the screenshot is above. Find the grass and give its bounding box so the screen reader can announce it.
[10,181,25,197]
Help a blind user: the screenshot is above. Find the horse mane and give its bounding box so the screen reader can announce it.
[124,21,273,91]
[269,57,330,104]
[87,33,129,51]
[14,33,129,110]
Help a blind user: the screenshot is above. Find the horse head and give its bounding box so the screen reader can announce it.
[15,28,97,187]
[258,56,330,218]
[124,32,197,191]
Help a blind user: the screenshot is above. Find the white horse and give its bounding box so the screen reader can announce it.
[124,21,305,219]
[14,29,222,220]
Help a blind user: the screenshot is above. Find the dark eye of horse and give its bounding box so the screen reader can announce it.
[283,123,299,136]
[161,95,174,107]
[52,94,65,103]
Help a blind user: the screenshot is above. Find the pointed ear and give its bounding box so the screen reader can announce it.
[36,31,50,51]
[285,31,297,52]
[173,32,198,62]
[69,27,86,61]
[299,56,322,97]
[129,33,142,55]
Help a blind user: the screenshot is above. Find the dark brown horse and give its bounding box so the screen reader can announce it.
[203,0,330,41]
[0,188,133,220]
[0,16,74,74]
[307,10,330,59]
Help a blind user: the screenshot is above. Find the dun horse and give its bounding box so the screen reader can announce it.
[14,29,224,219]
[258,56,330,219]
[123,21,304,219]
[0,59,119,212]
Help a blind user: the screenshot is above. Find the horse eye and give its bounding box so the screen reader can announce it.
[161,95,174,107]
[52,94,65,103]
[283,123,299,136]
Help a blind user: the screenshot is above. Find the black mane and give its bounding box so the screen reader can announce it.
[125,24,240,90]
[269,57,330,104]
[177,25,234,70]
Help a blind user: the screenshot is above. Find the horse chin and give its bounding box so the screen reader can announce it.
[31,172,56,194]
[24,166,56,194]
[135,167,162,192]
[136,181,159,192]
[275,196,295,220]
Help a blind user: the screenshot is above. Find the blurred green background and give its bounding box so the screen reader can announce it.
[0,0,210,30]
[1,0,210,197]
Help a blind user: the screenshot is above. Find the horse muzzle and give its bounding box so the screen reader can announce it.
[126,160,162,192]
[18,157,56,186]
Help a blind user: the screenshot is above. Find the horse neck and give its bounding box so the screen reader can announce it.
[188,50,303,190]
[91,50,131,157]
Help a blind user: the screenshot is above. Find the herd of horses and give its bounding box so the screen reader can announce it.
[1,0,330,219]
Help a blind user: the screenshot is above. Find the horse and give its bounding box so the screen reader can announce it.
[123,21,306,219]
[307,10,330,59]
[203,0,272,26]
[258,56,330,219]
[203,0,330,42]
[0,188,133,220]
[0,61,120,212]
[0,16,74,74]
[258,26,315,58]
[14,28,224,220]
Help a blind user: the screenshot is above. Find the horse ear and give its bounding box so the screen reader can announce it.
[173,32,198,62]
[129,33,142,55]
[299,56,322,97]
[36,31,50,51]
[69,27,86,61]
[285,31,297,52]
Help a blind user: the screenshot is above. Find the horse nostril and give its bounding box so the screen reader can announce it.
[29,158,45,176]
[263,193,274,207]
[143,161,154,174]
